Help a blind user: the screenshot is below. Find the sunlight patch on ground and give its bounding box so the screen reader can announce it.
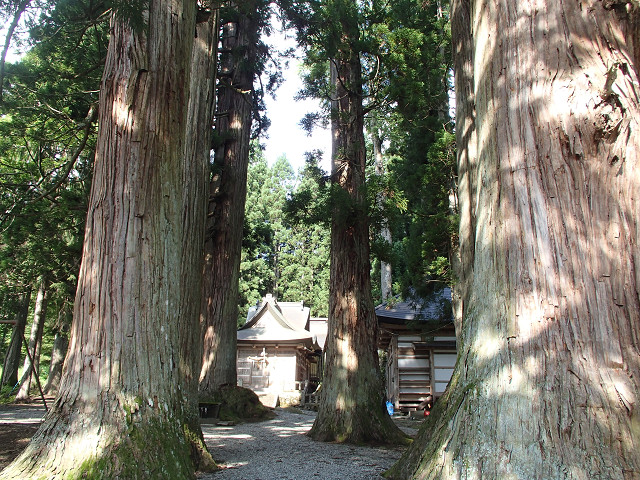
[266,422,312,438]
[0,408,44,424]
[214,461,250,470]
[201,429,253,442]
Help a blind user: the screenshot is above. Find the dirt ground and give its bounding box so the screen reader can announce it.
[0,422,40,470]
[0,401,47,471]
[0,402,424,475]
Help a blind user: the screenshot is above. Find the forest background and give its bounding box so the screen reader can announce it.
[0,0,638,478]
[0,0,454,399]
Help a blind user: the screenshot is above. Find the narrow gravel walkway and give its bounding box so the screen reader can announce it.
[198,409,411,480]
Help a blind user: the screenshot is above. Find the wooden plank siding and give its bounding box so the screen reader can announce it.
[376,289,457,413]
[433,351,457,395]
[385,334,457,412]
[387,336,399,409]
[396,336,432,411]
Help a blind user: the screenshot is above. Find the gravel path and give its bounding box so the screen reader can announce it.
[0,404,46,424]
[199,409,410,480]
[0,404,416,479]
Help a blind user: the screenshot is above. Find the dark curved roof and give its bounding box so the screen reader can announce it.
[238,295,321,350]
[375,287,453,324]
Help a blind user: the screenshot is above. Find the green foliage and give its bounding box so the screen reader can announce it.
[281,0,456,301]
[109,0,148,32]
[0,0,106,380]
[368,0,455,299]
[0,385,16,403]
[278,161,330,316]
[239,146,288,321]
[239,145,330,321]
[283,153,331,226]
[386,126,456,298]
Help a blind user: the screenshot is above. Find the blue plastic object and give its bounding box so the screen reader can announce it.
[386,401,394,415]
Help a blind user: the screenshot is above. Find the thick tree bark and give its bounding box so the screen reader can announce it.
[15,277,47,401]
[200,1,258,395]
[308,29,407,445]
[0,289,31,389]
[182,6,219,471]
[449,0,477,341]
[388,1,640,478]
[0,1,213,477]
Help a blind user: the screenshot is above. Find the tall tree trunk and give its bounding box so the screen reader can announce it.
[15,277,47,401]
[0,1,214,477]
[372,130,393,302]
[308,14,408,445]
[0,288,31,389]
[42,328,68,396]
[43,303,72,396]
[449,0,476,340]
[182,5,219,471]
[388,1,640,478]
[200,0,258,395]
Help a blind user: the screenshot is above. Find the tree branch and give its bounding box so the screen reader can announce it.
[0,0,31,102]
[0,104,98,229]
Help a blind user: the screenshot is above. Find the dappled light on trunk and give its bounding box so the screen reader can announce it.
[0,1,217,477]
[199,0,258,396]
[387,0,640,478]
[308,15,409,444]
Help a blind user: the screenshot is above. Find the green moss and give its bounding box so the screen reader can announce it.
[123,396,145,426]
[63,419,195,480]
[183,422,218,472]
[9,411,215,479]
[201,385,274,423]
[123,404,132,425]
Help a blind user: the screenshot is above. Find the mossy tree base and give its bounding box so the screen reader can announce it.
[383,0,640,477]
[308,403,410,446]
[184,415,218,473]
[0,403,202,480]
[201,385,274,423]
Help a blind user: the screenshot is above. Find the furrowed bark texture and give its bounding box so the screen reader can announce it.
[0,289,30,388]
[448,0,476,340]
[309,24,408,445]
[0,1,209,478]
[388,0,640,478]
[183,6,219,471]
[200,1,257,394]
